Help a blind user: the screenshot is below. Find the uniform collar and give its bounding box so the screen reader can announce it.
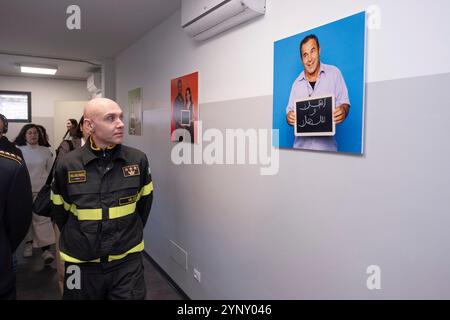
[81,136,126,165]
[0,135,9,146]
[89,136,116,151]
[0,135,13,150]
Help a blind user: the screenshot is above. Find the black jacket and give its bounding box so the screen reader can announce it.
[0,136,23,158]
[51,138,153,264]
[0,151,32,299]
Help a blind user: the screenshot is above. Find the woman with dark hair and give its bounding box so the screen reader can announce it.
[62,118,78,141]
[183,87,195,142]
[55,116,84,163]
[36,125,51,147]
[14,124,55,264]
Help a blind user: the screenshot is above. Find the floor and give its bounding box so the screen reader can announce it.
[15,241,184,300]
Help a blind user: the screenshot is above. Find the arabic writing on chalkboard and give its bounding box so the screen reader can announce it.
[295,95,335,137]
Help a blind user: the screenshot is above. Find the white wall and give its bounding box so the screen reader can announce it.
[0,75,89,147]
[116,0,450,299]
[117,0,450,106]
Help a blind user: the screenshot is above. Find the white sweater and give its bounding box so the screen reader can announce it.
[18,143,53,192]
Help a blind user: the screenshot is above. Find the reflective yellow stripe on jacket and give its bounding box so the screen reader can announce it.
[139,181,153,199]
[51,191,102,220]
[59,241,145,263]
[50,181,153,221]
[59,252,101,263]
[108,181,153,219]
[108,241,145,262]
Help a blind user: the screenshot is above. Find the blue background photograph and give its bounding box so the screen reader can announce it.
[273,11,366,154]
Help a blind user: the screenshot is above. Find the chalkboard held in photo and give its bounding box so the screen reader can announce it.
[180,109,191,126]
[295,95,335,136]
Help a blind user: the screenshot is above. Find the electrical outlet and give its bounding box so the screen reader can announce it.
[193,268,201,283]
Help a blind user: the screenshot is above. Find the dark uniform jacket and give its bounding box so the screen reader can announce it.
[0,136,23,158]
[51,138,153,264]
[0,151,32,299]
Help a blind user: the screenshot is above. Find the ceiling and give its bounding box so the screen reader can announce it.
[0,0,181,80]
[0,53,100,81]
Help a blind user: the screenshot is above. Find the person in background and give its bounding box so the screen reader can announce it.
[0,149,32,300]
[36,125,51,148]
[14,124,55,265]
[78,115,91,146]
[62,119,78,141]
[0,114,24,288]
[55,116,83,164]
[0,114,23,157]
[52,115,89,295]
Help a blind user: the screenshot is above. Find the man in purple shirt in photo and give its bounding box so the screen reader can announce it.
[286,34,350,152]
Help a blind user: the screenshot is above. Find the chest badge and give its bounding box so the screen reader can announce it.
[122,164,140,177]
[68,170,87,183]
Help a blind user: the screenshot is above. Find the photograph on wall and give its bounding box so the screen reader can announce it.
[170,72,199,144]
[273,11,366,154]
[128,87,143,136]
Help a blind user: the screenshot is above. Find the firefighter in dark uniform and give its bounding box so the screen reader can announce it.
[51,98,153,299]
[0,150,33,299]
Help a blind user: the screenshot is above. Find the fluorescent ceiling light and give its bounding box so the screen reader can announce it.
[20,65,57,75]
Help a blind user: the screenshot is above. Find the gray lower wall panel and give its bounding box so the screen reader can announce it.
[126,72,450,299]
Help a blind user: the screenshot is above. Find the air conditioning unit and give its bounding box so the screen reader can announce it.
[87,72,101,94]
[182,0,266,41]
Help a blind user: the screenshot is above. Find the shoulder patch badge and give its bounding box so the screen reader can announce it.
[123,165,140,177]
[68,170,87,183]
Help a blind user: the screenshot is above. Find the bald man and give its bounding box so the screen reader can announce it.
[51,98,153,300]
